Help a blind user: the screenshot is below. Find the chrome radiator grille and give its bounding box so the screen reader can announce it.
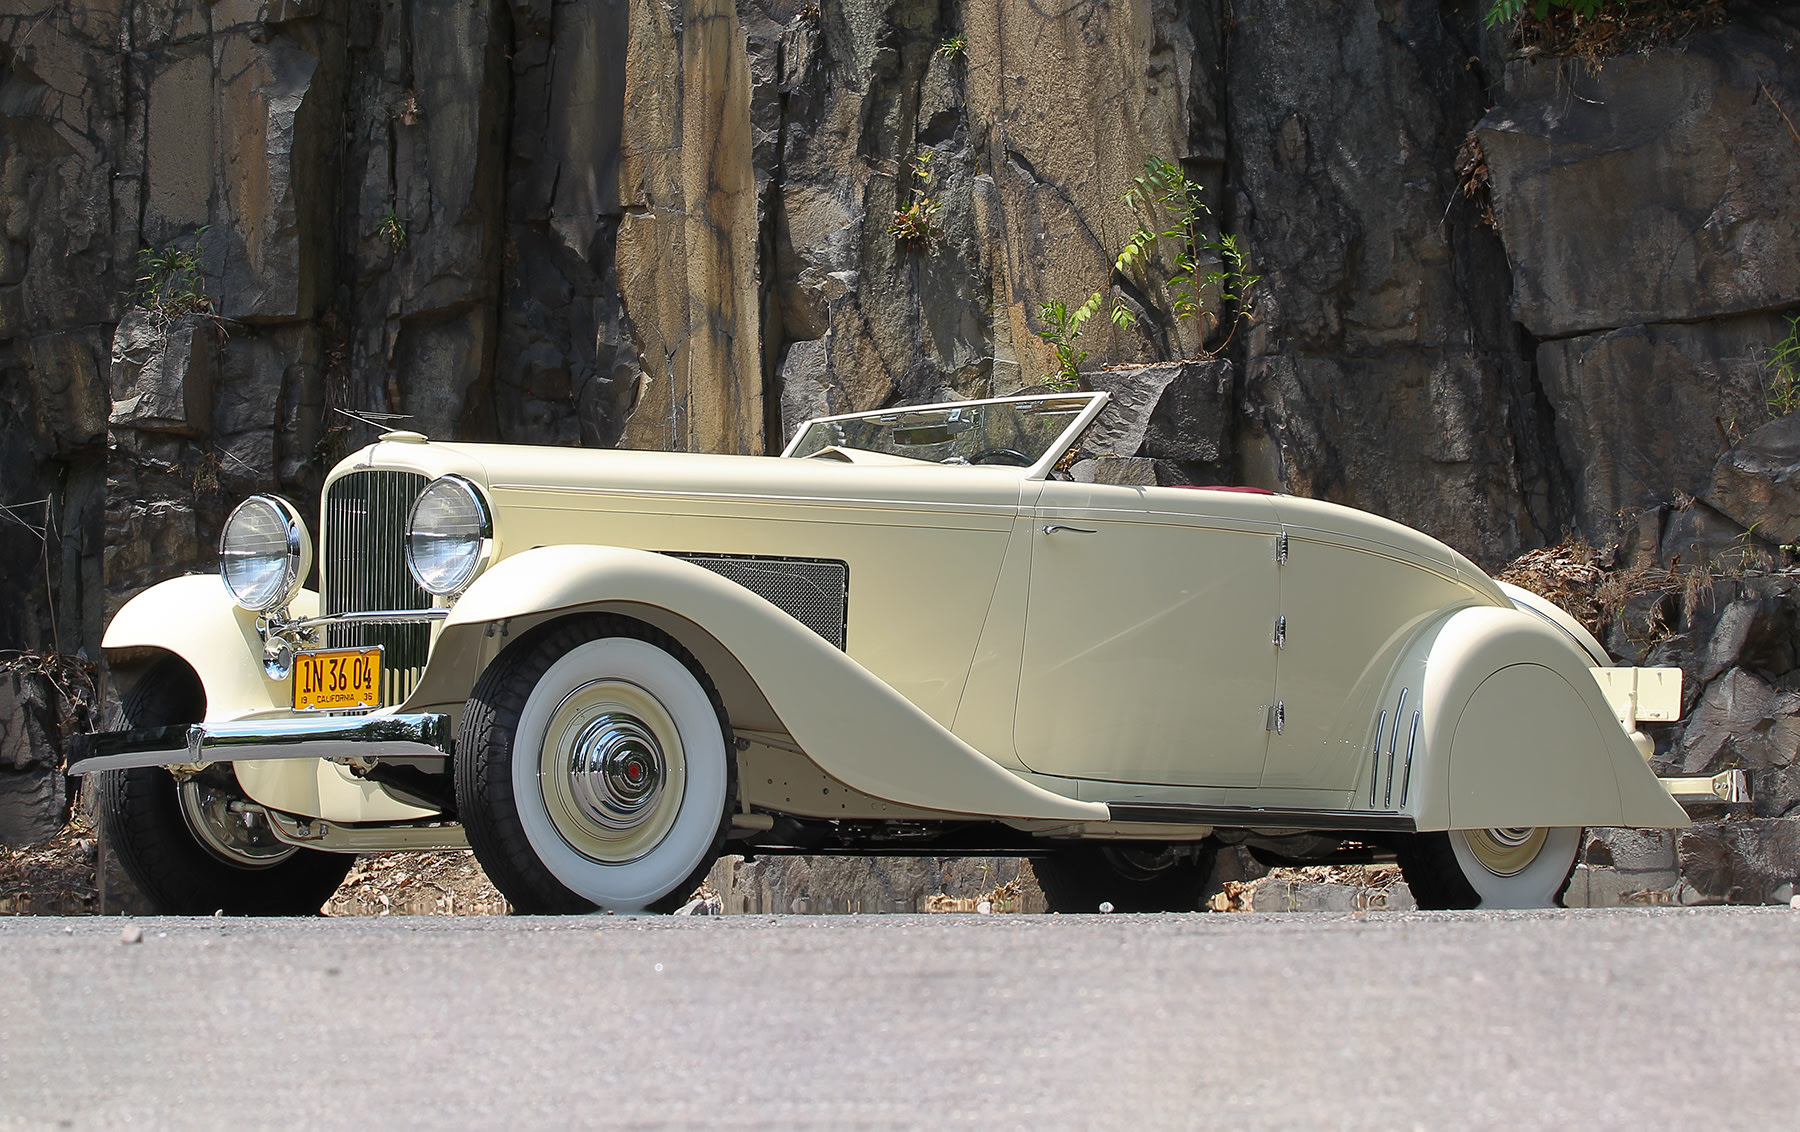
[668,553,849,650]
[323,470,432,705]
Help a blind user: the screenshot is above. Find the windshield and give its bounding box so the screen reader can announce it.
[783,394,1105,470]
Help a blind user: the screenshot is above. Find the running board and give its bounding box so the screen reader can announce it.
[1105,803,1416,833]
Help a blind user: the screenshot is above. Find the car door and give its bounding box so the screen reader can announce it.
[1014,482,1282,787]
[1261,499,1489,794]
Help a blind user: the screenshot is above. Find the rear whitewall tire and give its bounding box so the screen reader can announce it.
[1447,826,1581,909]
[1399,827,1581,910]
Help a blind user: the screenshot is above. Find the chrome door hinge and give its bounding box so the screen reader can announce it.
[1273,616,1287,649]
[1275,532,1289,563]
[1266,702,1285,734]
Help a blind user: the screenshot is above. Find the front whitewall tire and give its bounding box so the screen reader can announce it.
[456,617,734,914]
[511,637,729,911]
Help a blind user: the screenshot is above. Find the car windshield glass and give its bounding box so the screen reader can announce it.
[784,395,1099,467]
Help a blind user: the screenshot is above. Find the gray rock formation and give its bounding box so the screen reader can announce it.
[1,0,1791,646]
[1478,11,1800,540]
[1479,24,1800,339]
[1677,819,1800,905]
[0,665,91,846]
[1230,0,1562,563]
[1540,315,1785,538]
[3,1,1800,902]
[1709,412,1800,545]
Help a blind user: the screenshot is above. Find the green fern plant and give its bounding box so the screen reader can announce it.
[1034,156,1260,382]
[1113,157,1261,354]
[1118,159,1209,325]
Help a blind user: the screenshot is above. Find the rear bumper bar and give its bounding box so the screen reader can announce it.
[1660,770,1751,807]
[66,713,453,776]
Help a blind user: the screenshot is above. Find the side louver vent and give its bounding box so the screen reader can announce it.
[323,470,432,706]
[1369,688,1420,812]
[668,553,849,650]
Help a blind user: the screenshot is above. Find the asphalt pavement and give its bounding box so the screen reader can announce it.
[2,907,1796,1128]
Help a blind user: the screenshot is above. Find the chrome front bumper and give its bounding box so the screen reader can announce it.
[65,713,453,776]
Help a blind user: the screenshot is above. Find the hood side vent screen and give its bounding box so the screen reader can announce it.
[667,553,849,651]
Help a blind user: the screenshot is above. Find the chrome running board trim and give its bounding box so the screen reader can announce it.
[1105,802,1416,834]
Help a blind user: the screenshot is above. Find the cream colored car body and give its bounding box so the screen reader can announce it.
[101,393,1687,843]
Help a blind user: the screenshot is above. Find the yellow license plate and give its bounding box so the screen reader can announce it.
[293,647,382,711]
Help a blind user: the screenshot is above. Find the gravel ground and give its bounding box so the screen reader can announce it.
[0,818,511,917]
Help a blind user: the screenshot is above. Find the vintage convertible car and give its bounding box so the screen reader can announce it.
[71,391,1701,915]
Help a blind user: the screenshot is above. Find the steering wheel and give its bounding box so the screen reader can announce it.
[969,447,1033,466]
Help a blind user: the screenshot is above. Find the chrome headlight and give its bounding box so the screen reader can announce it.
[219,495,311,612]
[405,475,492,595]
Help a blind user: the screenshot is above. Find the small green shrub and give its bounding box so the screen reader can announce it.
[1769,314,1800,418]
[133,227,212,318]
[1035,294,1102,391]
[1032,156,1260,384]
[1485,0,1608,27]
[379,210,407,252]
[1113,157,1261,354]
[938,34,966,60]
[888,151,944,251]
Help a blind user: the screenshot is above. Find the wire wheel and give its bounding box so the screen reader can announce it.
[177,778,298,868]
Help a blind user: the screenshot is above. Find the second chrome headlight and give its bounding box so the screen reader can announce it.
[405,475,491,595]
[220,495,311,612]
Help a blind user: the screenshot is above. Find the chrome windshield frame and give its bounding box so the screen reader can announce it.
[780,391,1112,480]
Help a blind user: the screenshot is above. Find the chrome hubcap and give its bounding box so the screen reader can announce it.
[177,779,297,868]
[568,713,667,831]
[540,679,687,865]
[1465,826,1548,877]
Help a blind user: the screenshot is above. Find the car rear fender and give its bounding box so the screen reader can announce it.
[1389,606,1688,831]
[101,573,312,720]
[417,544,1108,823]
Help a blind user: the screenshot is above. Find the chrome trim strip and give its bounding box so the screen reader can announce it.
[1370,709,1388,807]
[1105,803,1416,834]
[290,609,449,629]
[66,714,452,775]
[1401,711,1420,805]
[1385,688,1407,809]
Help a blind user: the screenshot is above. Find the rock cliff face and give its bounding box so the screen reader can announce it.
[3,2,1800,896]
[3,0,1796,648]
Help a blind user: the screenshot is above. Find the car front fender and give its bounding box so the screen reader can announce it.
[100,576,437,823]
[1395,606,1688,831]
[416,544,1108,823]
[102,574,310,721]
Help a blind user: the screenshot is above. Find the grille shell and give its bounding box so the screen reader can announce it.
[322,470,433,706]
